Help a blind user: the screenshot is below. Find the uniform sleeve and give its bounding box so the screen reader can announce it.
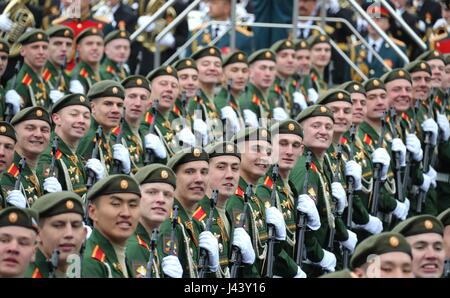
[81,255,109,278]
[157,220,187,278]
[348,191,370,225]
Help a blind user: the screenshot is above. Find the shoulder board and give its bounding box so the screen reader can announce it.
[111,126,121,136]
[235,186,244,198]
[136,235,149,250]
[91,245,106,263]
[363,133,373,146]
[31,267,42,278]
[193,205,207,222]
[80,68,88,78]
[310,162,318,173]
[263,175,274,190]
[51,16,68,25]
[235,26,253,37]
[7,163,19,178]
[93,15,111,24]
[22,73,33,86]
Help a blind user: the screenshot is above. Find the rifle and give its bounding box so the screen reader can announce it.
[144,100,159,165]
[48,249,60,278]
[230,184,253,278]
[277,80,287,110]
[403,100,420,195]
[4,61,21,123]
[86,126,102,190]
[265,164,279,278]
[389,108,404,216]
[370,112,387,217]
[295,151,312,267]
[168,205,179,256]
[14,158,27,206]
[290,75,303,118]
[193,89,204,147]
[198,190,219,278]
[343,124,356,268]
[180,91,189,130]
[223,79,233,141]
[112,108,126,174]
[327,144,342,251]
[145,229,158,278]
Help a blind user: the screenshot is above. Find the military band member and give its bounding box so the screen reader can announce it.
[126,164,183,278]
[100,30,131,81]
[1,107,61,208]
[5,30,51,111]
[44,25,74,100]
[307,34,332,92]
[393,214,446,278]
[69,27,104,95]
[82,174,141,278]
[348,232,413,278]
[78,80,131,177]
[26,191,87,278]
[172,58,200,124]
[239,49,277,127]
[159,147,220,278]
[0,207,39,278]
[37,94,91,197]
[0,40,9,120]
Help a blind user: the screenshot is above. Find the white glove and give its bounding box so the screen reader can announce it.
[193,119,208,145]
[221,106,241,133]
[391,138,406,167]
[0,14,13,32]
[243,109,259,128]
[144,133,167,159]
[345,160,362,191]
[159,32,175,48]
[5,90,21,114]
[265,206,287,240]
[360,215,383,234]
[406,134,423,162]
[317,249,336,272]
[272,107,289,121]
[70,80,85,94]
[307,88,319,103]
[137,15,155,32]
[371,148,391,180]
[177,127,196,147]
[331,182,347,214]
[86,158,106,180]
[294,266,307,278]
[421,118,439,146]
[162,255,183,278]
[43,177,62,193]
[84,223,93,240]
[113,144,131,174]
[426,166,437,188]
[340,229,357,254]
[297,194,321,230]
[6,190,27,208]
[49,89,65,104]
[437,113,450,142]
[293,91,308,110]
[393,198,410,220]
[420,173,431,192]
[232,227,255,264]
[199,231,219,272]
[327,0,340,14]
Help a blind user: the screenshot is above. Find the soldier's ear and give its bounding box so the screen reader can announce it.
[51,113,61,126]
[19,45,26,57]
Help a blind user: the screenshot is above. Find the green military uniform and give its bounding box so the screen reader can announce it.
[26,191,85,278]
[1,107,51,206]
[82,174,141,278]
[70,28,104,94]
[307,34,331,91]
[171,58,197,126]
[437,207,450,277]
[100,29,130,81]
[0,40,9,120]
[125,164,177,278]
[37,94,91,197]
[0,121,16,209]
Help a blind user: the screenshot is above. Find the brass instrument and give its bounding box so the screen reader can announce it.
[0,0,35,57]
[429,25,450,53]
[137,0,177,53]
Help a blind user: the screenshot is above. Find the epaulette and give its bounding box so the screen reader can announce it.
[193,205,207,222]
[93,15,111,24]
[236,26,253,37]
[91,245,106,262]
[136,235,149,250]
[51,16,68,25]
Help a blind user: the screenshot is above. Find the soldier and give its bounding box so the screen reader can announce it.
[0,121,16,174]
[1,107,62,208]
[393,214,446,278]
[69,27,104,95]
[26,191,86,278]
[0,207,39,278]
[0,40,9,120]
[82,174,141,278]
[112,75,163,173]
[214,51,248,136]
[126,164,183,278]
[307,34,331,92]
[239,49,277,127]
[5,29,51,111]
[195,141,254,277]
[349,232,413,278]
[37,93,92,197]
[172,58,199,124]
[437,208,450,275]
[294,39,320,107]
[44,26,74,100]
[100,30,131,81]
[160,147,220,278]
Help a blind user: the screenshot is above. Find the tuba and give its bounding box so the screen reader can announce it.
[0,0,35,57]
[429,25,450,54]
[137,0,177,53]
